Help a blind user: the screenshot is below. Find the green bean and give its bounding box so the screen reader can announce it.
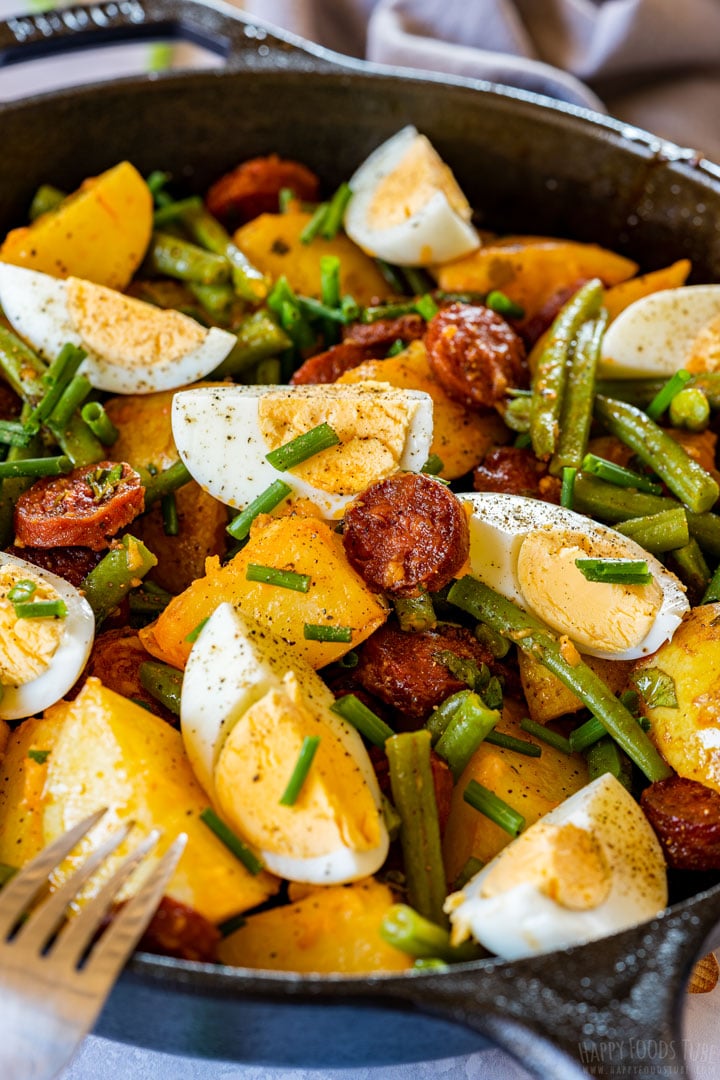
[0,405,42,546]
[28,183,66,221]
[434,692,499,780]
[393,590,437,632]
[49,375,92,430]
[139,660,182,715]
[594,394,719,513]
[386,730,448,926]
[380,904,482,963]
[702,563,720,604]
[81,535,157,624]
[425,689,470,743]
[211,310,292,378]
[668,387,710,432]
[181,206,269,302]
[152,195,203,226]
[670,538,711,594]
[595,378,666,406]
[502,395,531,432]
[447,575,671,783]
[586,737,632,790]
[141,460,192,505]
[573,474,720,557]
[614,508,689,553]
[0,455,71,479]
[530,279,604,460]
[550,311,607,476]
[146,231,231,286]
[189,282,236,323]
[473,622,511,659]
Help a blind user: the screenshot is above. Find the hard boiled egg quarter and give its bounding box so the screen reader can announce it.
[0,264,236,394]
[181,603,389,884]
[0,552,94,720]
[460,493,688,661]
[172,382,433,518]
[599,285,720,378]
[343,125,480,266]
[446,773,668,960]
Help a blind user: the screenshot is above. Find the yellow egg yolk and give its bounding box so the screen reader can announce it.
[479,821,612,911]
[213,673,382,860]
[0,568,65,686]
[516,528,663,653]
[67,277,206,369]
[366,134,471,232]
[257,382,418,495]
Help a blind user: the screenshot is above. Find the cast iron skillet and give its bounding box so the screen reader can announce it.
[1,3,720,1075]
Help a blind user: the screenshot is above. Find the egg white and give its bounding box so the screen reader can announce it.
[447,773,668,960]
[181,603,389,884]
[599,285,720,379]
[171,382,433,518]
[0,264,235,394]
[0,551,94,720]
[343,125,480,266]
[459,492,688,660]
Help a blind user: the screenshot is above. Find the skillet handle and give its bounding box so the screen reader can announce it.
[0,0,354,73]
[389,884,720,1079]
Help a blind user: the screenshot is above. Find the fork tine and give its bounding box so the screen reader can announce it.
[11,821,134,951]
[0,807,107,939]
[51,829,162,969]
[82,833,187,982]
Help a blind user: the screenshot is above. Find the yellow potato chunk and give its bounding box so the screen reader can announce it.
[442,701,588,882]
[0,679,278,920]
[337,340,510,480]
[218,878,411,973]
[0,161,152,290]
[233,211,388,305]
[519,650,633,724]
[436,236,637,319]
[636,604,720,792]
[139,513,388,670]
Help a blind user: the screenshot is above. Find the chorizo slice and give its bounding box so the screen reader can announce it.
[3,544,103,588]
[342,472,469,598]
[344,314,426,350]
[14,461,144,550]
[473,446,559,503]
[80,626,177,724]
[290,342,373,386]
[138,896,220,962]
[355,623,497,722]
[425,303,527,409]
[206,154,320,227]
[641,775,720,871]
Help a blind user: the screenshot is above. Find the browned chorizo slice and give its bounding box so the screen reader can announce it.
[14,461,144,550]
[138,896,220,962]
[206,154,320,227]
[290,342,372,386]
[355,623,497,721]
[473,446,559,503]
[0,380,22,421]
[342,472,469,598]
[80,626,177,724]
[344,314,426,349]
[3,544,103,588]
[641,775,720,870]
[425,303,527,409]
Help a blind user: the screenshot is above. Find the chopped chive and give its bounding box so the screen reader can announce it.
[484,730,542,757]
[27,343,86,432]
[152,195,203,226]
[13,599,67,619]
[361,301,417,323]
[421,453,444,475]
[386,338,406,357]
[486,290,525,319]
[217,912,247,937]
[581,453,662,495]
[48,374,92,430]
[279,735,321,806]
[519,716,572,754]
[331,693,394,747]
[320,182,353,240]
[142,459,192,505]
[161,492,179,536]
[199,807,264,874]
[226,480,292,541]
[7,580,37,602]
[415,293,439,321]
[320,254,341,309]
[246,564,311,592]
[265,422,340,471]
[586,737,632,790]
[569,715,607,752]
[80,401,119,446]
[340,294,361,322]
[338,650,359,669]
[146,170,171,198]
[27,748,49,764]
[380,903,482,963]
[300,202,329,244]
[278,187,295,213]
[0,455,71,479]
[575,558,652,585]
[296,296,347,324]
[646,369,693,421]
[303,623,352,642]
[560,466,576,509]
[185,616,210,643]
[463,779,525,836]
[0,421,33,447]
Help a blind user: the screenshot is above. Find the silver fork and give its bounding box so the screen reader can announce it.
[0,808,187,1080]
